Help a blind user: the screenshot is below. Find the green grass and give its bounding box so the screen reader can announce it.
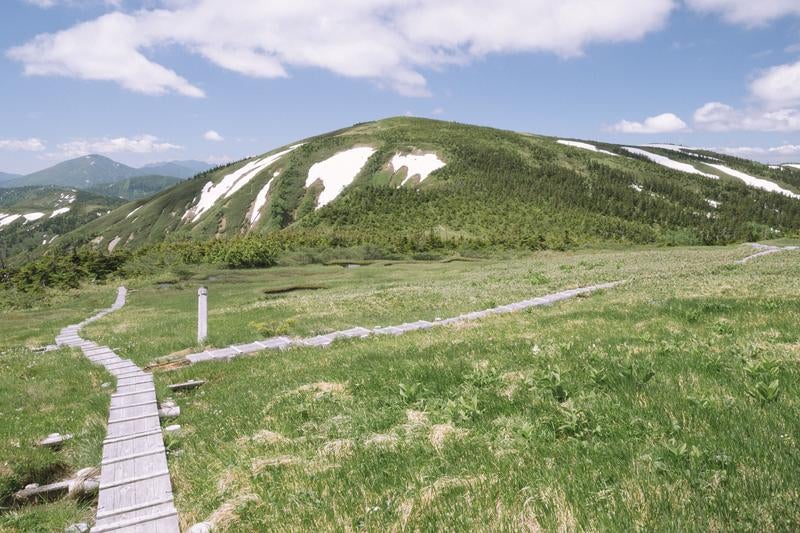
[0,287,117,531]
[151,246,799,531]
[82,244,799,530]
[82,246,747,368]
[2,244,799,531]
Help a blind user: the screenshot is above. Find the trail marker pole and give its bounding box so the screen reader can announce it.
[198,287,208,344]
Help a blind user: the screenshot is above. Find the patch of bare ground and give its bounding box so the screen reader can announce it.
[429,423,467,451]
[394,475,490,531]
[251,455,301,473]
[318,438,355,459]
[364,433,399,449]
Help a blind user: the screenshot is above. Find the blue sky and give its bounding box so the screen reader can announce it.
[1,0,799,174]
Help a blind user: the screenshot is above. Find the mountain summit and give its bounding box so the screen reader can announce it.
[31,117,800,253]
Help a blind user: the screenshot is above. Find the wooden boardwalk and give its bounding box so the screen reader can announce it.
[186,281,624,364]
[55,288,180,533]
[734,243,799,264]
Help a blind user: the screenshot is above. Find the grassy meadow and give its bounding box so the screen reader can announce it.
[0,287,116,530]
[1,244,799,531]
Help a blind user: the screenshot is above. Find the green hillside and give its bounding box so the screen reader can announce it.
[87,175,183,200]
[0,186,124,261]
[34,117,800,255]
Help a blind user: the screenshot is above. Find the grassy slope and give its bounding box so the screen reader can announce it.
[0,187,125,261]
[55,118,800,253]
[0,287,116,531]
[67,245,800,530]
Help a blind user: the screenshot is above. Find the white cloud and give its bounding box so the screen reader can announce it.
[8,13,205,98]
[55,134,181,157]
[0,138,46,151]
[685,0,800,26]
[750,60,800,108]
[203,129,224,142]
[694,101,800,132]
[609,113,688,133]
[7,0,675,97]
[713,145,800,156]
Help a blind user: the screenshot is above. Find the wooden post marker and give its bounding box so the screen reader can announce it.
[198,287,208,344]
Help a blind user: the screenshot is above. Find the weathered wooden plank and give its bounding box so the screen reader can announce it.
[109,400,157,412]
[105,416,161,439]
[100,470,170,491]
[93,508,178,533]
[112,388,156,399]
[103,428,163,446]
[167,379,204,392]
[110,392,156,408]
[102,448,165,467]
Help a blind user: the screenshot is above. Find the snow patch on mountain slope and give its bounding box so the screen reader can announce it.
[784,164,800,170]
[557,140,617,156]
[641,144,720,161]
[185,144,301,223]
[56,192,76,205]
[126,206,143,219]
[306,147,376,209]
[622,147,718,179]
[0,214,21,228]
[250,177,275,226]
[390,152,446,186]
[107,236,121,252]
[703,164,800,199]
[50,207,70,217]
[706,199,721,208]
[23,212,45,222]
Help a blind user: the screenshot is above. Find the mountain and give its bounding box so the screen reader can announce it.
[0,172,20,183]
[87,175,183,200]
[0,186,125,261]
[36,117,800,255]
[4,155,140,189]
[4,156,210,190]
[140,160,212,179]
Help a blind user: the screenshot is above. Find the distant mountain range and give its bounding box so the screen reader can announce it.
[139,160,213,179]
[2,155,212,189]
[87,175,183,201]
[0,172,21,183]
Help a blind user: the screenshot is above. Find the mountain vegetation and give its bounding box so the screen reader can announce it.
[0,186,124,263]
[2,117,799,295]
[87,175,183,200]
[53,117,800,253]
